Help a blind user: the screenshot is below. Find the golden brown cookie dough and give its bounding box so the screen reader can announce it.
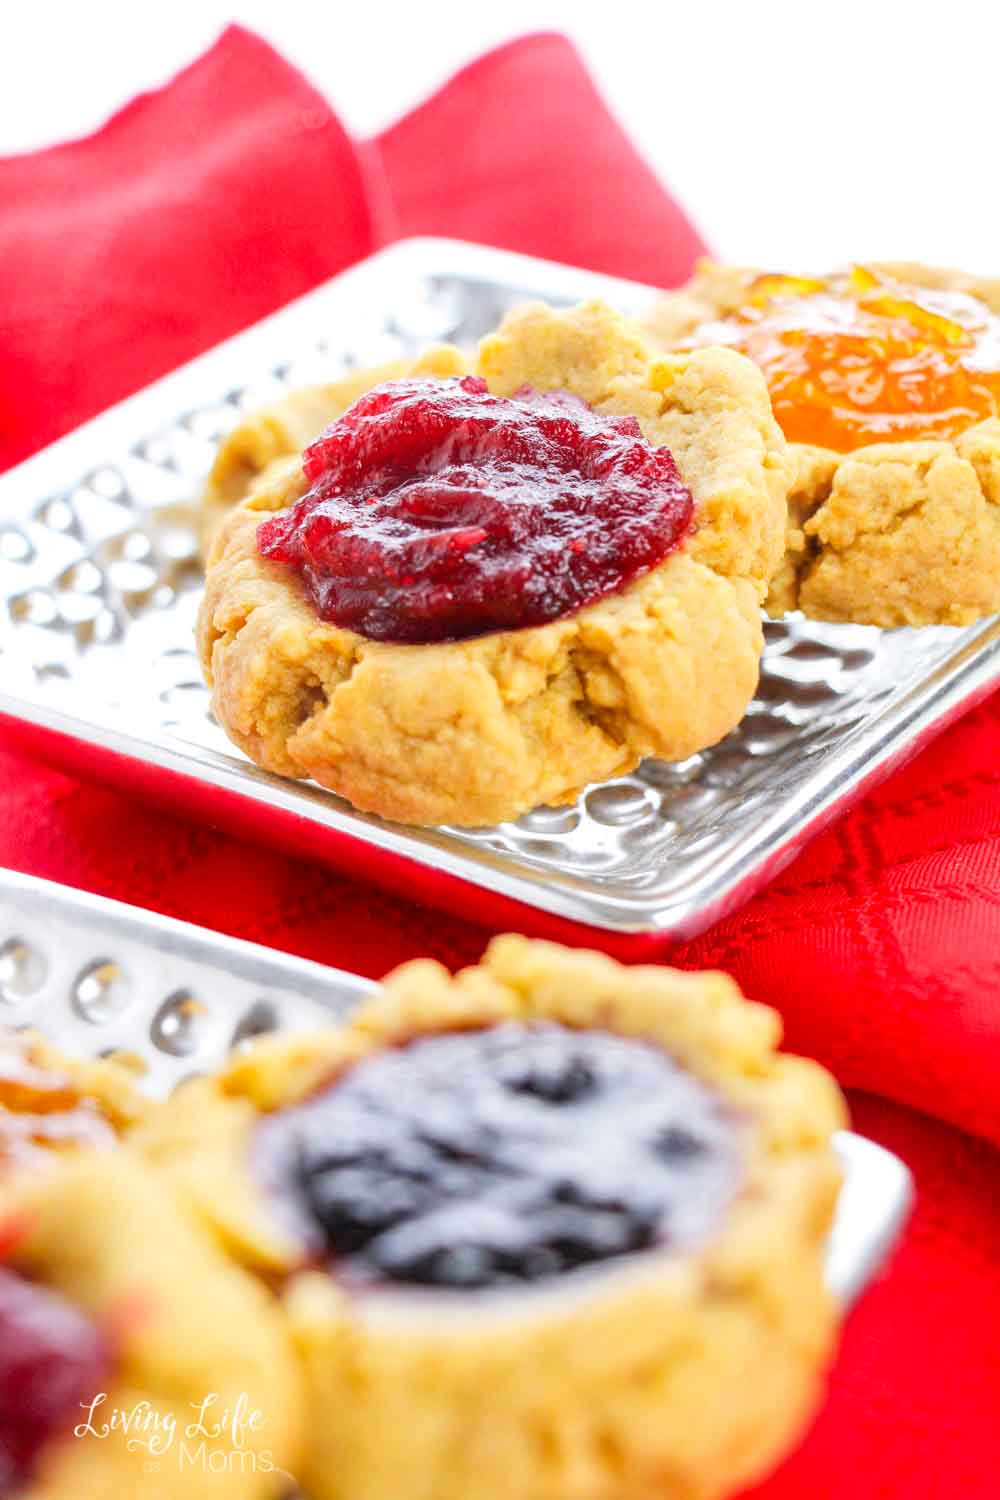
[134,935,845,1500]
[766,428,1000,625]
[4,1150,303,1500]
[647,262,1000,628]
[200,345,470,551]
[197,300,790,826]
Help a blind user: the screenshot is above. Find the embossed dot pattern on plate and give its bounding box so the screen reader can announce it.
[72,960,132,1024]
[151,989,206,1056]
[0,938,47,1004]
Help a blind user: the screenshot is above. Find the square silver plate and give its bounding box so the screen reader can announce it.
[0,867,911,1308]
[2,237,999,949]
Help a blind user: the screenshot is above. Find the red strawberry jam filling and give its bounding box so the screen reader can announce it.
[257,377,694,644]
[252,1023,742,1291]
[0,1267,110,1494]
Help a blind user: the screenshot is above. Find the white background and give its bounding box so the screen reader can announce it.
[3,0,998,273]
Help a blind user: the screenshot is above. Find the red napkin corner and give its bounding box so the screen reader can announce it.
[1,25,998,1496]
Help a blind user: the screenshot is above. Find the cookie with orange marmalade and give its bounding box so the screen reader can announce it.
[133,934,845,1500]
[648,263,1000,627]
[197,300,790,827]
[0,1028,149,1178]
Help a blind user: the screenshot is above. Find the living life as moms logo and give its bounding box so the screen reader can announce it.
[74,1392,289,1477]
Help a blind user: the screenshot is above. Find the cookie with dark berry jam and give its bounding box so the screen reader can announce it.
[253,1023,741,1291]
[134,935,846,1500]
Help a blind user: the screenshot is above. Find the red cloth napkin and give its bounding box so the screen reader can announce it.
[1,25,998,1494]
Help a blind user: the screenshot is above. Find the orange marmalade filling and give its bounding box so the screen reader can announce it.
[683,267,1000,451]
[0,1033,115,1173]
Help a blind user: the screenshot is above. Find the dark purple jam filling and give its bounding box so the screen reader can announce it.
[256,377,694,644]
[253,1023,742,1292]
[0,1267,110,1495]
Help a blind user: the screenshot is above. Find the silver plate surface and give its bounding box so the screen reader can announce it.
[0,868,911,1307]
[2,237,998,943]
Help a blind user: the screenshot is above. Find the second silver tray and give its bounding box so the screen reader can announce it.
[0,867,912,1309]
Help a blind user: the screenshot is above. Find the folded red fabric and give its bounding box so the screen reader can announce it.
[0,26,377,471]
[0,25,996,1496]
[676,688,1000,1146]
[378,31,707,287]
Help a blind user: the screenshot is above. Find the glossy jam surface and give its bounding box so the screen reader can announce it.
[253,1023,742,1291]
[257,377,694,643]
[684,267,1000,451]
[0,1267,110,1493]
[0,1033,115,1176]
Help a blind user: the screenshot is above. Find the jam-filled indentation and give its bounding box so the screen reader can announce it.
[681,266,1000,451]
[253,1023,742,1291]
[0,1032,116,1175]
[257,378,694,644]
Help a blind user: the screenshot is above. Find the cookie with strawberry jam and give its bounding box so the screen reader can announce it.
[0,1259,110,1498]
[649,263,1000,626]
[135,935,845,1500]
[199,344,470,554]
[198,300,790,826]
[0,1150,302,1500]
